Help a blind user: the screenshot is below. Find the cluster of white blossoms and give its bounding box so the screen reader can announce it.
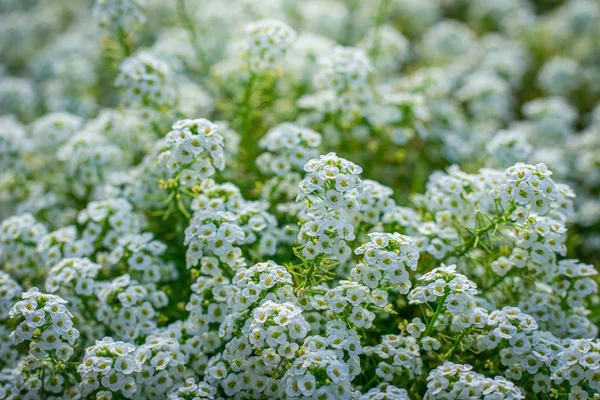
[493,162,559,218]
[424,362,524,399]
[45,257,101,298]
[409,264,486,331]
[184,211,245,272]
[159,118,226,189]
[352,232,419,293]
[9,288,79,361]
[95,275,168,341]
[242,19,297,73]
[78,337,141,398]
[314,46,374,112]
[56,131,123,198]
[257,123,322,177]
[0,213,46,280]
[107,233,177,283]
[296,153,362,262]
[93,0,146,35]
[1,1,600,399]
[351,180,397,229]
[228,260,295,313]
[29,111,83,154]
[77,197,144,251]
[116,51,175,110]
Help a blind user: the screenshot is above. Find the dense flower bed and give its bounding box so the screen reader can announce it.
[0,0,599,399]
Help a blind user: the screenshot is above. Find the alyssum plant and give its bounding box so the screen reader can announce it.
[0,0,599,399]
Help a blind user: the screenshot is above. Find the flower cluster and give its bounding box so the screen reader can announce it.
[314,46,374,113]
[0,213,46,280]
[160,118,226,188]
[257,123,322,177]
[1,1,600,399]
[116,51,175,110]
[184,211,245,272]
[409,264,485,330]
[78,337,141,398]
[424,362,524,399]
[242,19,297,73]
[352,232,419,293]
[108,233,177,283]
[45,257,101,298]
[493,162,558,219]
[95,275,168,341]
[9,288,79,361]
[94,0,146,35]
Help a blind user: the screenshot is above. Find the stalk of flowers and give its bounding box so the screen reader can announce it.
[185,274,233,346]
[0,271,22,369]
[0,115,29,175]
[44,257,107,345]
[155,320,221,377]
[94,0,146,38]
[241,19,297,74]
[115,51,175,111]
[365,330,424,383]
[95,274,168,342]
[77,197,145,254]
[360,385,410,400]
[408,264,486,334]
[107,232,178,284]
[45,257,101,305]
[199,261,297,397]
[183,210,246,275]
[472,307,563,395]
[189,179,280,261]
[372,90,432,148]
[312,46,375,122]
[205,300,311,398]
[294,153,363,286]
[352,232,420,295]
[190,179,247,215]
[135,334,188,398]
[223,19,297,176]
[56,130,123,200]
[235,201,279,260]
[423,362,524,399]
[167,377,217,400]
[0,213,47,283]
[78,336,141,398]
[257,123,323,180]
[224,260,295,321]
[9,288,80,360]
[256,123,323,241]
[281,320,363,399]
[358,25,411,75]
[489,214,567,279]
[349,180,397,234]
[518,259,598,339]
[28,111,83,158]
[191,178,279,260]
[551,338,600,398]
[84,108,159,163]
[37,226,94,269]
[156,118,226,219]
[107,141,174,212]
[0,355,82,399]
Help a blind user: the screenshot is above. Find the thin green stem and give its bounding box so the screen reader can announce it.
[175,0,208,74]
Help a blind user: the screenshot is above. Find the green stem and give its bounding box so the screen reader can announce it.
[117,27,132,57]
[175,0,208,74]
[239,73,258,173]
[424,298,444,337]
[369,0,390,65]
